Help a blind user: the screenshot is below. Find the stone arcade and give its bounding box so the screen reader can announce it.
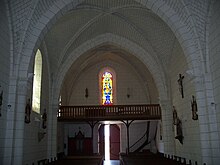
[0,0,220,165]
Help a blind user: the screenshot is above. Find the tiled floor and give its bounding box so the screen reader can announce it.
[103,160,120,165]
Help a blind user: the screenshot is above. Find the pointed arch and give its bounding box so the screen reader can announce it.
[32,49,42,113]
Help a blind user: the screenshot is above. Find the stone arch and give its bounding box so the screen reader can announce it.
[19,0,203,80]
[16,0,206,122]
[53,33,167,106]
[138,0,204,76]
[12,1,211,162]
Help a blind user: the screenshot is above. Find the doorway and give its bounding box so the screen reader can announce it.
[99,124,120,160]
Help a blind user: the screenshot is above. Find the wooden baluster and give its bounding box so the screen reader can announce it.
[99,106,102,116]
[87,106,89,117]
[154,106,156,116]
[75,107,77,118]
[153,106,155,116]
[183,158,186,164]
[189,160,192,165]
[88,107,90,117]
[63,107,65,117]
[69,107,71,117]
[67,107,68,117]
[100,106,102,117]
[82,106,84,117]
[96,106,97,117]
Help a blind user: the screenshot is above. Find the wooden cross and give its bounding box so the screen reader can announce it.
[178,74,184,98]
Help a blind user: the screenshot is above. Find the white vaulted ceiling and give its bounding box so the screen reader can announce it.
[44,0,178,71]
[42,0,182,98]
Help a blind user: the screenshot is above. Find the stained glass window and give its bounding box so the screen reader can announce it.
[102,71,113,105]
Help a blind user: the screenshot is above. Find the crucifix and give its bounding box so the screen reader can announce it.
[177,74,184,98]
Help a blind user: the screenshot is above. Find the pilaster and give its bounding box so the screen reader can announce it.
[159,99,175,156]
[12,78,29,165]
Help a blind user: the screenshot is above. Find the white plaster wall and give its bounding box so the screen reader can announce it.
[65,123,92,138]
[0,1,10,164]
[169,40,201,163]
[209,0,220,140]
[120,121,158,153]
[68,60,151,105]
[57,122,64,153]
[208,1,220,164]
[129,122,149,151]
[23,48,50,165]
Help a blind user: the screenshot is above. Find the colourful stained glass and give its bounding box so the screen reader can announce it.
[102,72,113,105]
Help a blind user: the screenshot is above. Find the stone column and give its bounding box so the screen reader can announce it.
[12,78,29,165]
[47,103,58,161]
[3,77,17,165]
[195,74,220,165]
[159,99,175,156]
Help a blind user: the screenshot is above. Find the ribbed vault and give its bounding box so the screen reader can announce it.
[44,0,177,78]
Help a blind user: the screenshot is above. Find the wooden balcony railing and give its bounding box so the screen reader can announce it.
[57,104,161,121]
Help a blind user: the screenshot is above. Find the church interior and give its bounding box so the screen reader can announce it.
[0,0,220,165]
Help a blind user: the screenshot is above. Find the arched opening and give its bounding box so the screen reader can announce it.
[99,124,120,162]
[32,49,42,113]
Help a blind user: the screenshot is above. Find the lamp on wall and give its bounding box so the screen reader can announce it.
[85,88,89,98]
[127,88,130,98]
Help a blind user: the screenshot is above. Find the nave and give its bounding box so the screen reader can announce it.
[44,152,196,165]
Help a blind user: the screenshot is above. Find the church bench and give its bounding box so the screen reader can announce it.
[37,159,49,165]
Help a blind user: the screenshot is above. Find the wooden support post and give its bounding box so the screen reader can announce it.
[121,120,134,154]
[87,121,99,153]
[88,121,99,137]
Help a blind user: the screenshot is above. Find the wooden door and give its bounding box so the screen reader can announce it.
[98,125,105,156]
[110,124,120,160]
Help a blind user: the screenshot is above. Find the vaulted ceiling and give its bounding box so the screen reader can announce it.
[43,0,181,91]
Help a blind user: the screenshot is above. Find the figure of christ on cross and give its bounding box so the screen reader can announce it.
[178,74,184,98]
